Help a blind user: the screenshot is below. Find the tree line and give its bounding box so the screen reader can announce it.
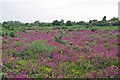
[2,16,120,29]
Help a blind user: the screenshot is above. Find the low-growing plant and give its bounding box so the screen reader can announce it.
[69,42,73,45]
[18,60,26,68]
[32,41,46,53]
[14,42,23,47]
[62,26,68,30]
[27,40,55,54]
[4,62,14,69]
[9,32,16,37]
[85,42,90,45]
[60,40,67,45]
[54,35,63,42]
[68,28,73,31]
[73,45,80,52]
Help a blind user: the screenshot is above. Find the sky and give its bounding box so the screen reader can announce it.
[0,0,119,22]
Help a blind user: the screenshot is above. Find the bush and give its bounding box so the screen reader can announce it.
[54,35,61,42]
[62,26,68,29]
[30,40,55,54]
[9,32,16,37]
[60,40,67,45]
[17,40,56,59]
[68,28,73,31]
[66,21,73,26]
[69,42,73,45]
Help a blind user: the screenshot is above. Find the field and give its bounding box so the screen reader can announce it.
[1,26,119,78]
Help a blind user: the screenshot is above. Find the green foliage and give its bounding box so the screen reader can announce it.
[4,62,14,69]
[60,19,64,26]
[9,32,16,37]
[3,40,7,44]
[35,66,52,78]
[1,17,120,35]
[2,25,119,78]
[18,60,26,68]
[31,40,51,54]
[31,40,55,53]
[102,16,107,21]
[76,21,86,25]
[52,20,60,26]
[54,35,62,42]
[73,45,80,52]
[89,20,98,26]
[34,70,43,78]
[62,26,68,29]
[91,27,97,32]
[2,22,9,29]
[34,20,40,26]
[52,19,64,26]
[66,21,73,26]
[41,66,52,73]
[60,40,67,45]
[14,42,23,47]
[68,28,73,31]
[69,42,73,45]
[92,57,119,70]
[85,42,90,45]
[16,40,56,59]
[0,70,2,80]
[2,21,22,29]
[109,17,120,26]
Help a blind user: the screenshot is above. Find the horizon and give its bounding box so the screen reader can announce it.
[0,16,119,23]
[0,0,119,23]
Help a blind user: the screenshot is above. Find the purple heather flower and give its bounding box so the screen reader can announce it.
[21,70,28,75]
[47,62,56,68]
[15,75,28,78]
[17,46,23,52]
[89,54,93,59]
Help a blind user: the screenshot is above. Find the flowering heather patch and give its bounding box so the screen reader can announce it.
[2,27,119,78]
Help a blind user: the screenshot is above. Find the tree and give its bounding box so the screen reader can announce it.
[34,20,40,26]
[2,21,23,29]
[44,23,52,27]
[60,19,64,26]
[109,17,119,26]
[95,16,109,26]
[102,16,107,21]
[0,23,1,27]
[110,17,119,21]
[2,22,9,29]
[65,20,73,26]
[25,23,33,27]
[88,20,98,26]
[52,20,60,26]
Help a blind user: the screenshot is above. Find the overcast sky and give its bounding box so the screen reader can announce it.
[0,0,119,22]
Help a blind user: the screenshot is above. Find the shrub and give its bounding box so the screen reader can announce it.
[91,28,97,32]
[69,42,73,45]
[73,45,80,52]
[68,28,73,31]
[62,26,68,29]
[65,21,73,26]
[29,40,55,54]
[31,40,49,53]
[17,40,56,59]
[54,35,61,42]
[60,40,67,45]
[9,32,16,37]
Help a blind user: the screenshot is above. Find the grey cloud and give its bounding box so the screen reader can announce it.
[0,0,119,22]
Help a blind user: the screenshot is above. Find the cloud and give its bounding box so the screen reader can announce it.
[0,0,119,22]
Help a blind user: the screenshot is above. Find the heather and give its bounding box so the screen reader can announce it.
[1,25,119,78]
